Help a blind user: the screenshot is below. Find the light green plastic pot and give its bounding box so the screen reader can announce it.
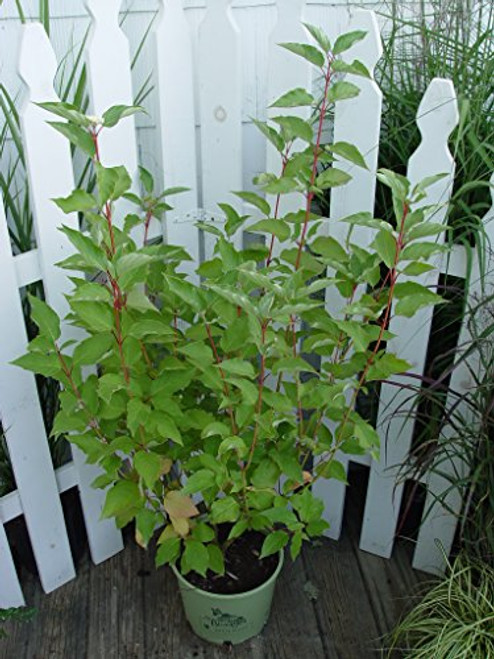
[172,551,284,645]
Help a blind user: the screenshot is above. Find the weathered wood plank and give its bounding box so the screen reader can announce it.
[1,484,427,659]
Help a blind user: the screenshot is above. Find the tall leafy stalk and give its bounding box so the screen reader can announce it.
[0,1,156,494]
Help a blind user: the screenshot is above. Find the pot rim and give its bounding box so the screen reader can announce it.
[171,549,284,601]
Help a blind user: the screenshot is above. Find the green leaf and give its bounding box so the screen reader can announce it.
[270,88,314,108]
[136,508,158,548]
[261,177,299,195]
[251,118,285,153]
[60,225,108,271]
[127,399,151,436]
[316,167,352,189]
[101,481,141,519]
[70,300,114,332]
[72,333,113,366]
[155,414,183,445]
[155,537,181,567]
[218,436,248,458]
[207,544,225,575]
[54,189,96,214]
[182,470,216,494]
[233,191,270,216]
[328,142,368,169]
[48,121,95,157]
[366,353,411,381]
[327,81,361,103]
[401,242,447,261]
[311,236,347,262]
[373,229,397,268]
[27,294,60,341]
[407,223,445,241]
[96,163,132,205]
[219,203,247,237]
[165,275,203,312]
[394,283,445,317]
[98,373,126,403]
[139,166,154,194]
[303,23,331,53]
[102,104,144,128]
[210,497,240,524]
[38,101,90,125]
[251,459,280,489]
[353,419,380,453]
[192,523,215,543]
[316,459,348,482]
[126,289,158,313]
[134,451,162,489]
[400,262,436,276]
[261,531,288,558]
[271,116,314,143]
[272,357,316,375]
[182,540,209,577]
[218,358,256,379]
[333,30,367,55]
[290,530,303,560]
[280,42,325,67]
[331,59,371,78]
[249,219,291,242]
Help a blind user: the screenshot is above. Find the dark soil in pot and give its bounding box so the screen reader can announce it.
[185,526,279,595]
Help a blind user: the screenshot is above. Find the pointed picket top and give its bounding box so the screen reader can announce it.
[346,8,382,74]
[18,23,57,102]
[263,0,310,258]
[408,78,459,207]
[83,0,144,237]
[416,78,459,143]
[85,0,121,25]
[198,0,242,250]
[155,0,200,277]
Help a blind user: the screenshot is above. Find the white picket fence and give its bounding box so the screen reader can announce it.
[1,1,493,608]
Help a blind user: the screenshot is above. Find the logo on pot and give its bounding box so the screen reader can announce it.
[202,608,247,632]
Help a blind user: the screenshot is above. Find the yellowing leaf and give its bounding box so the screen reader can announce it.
[164,491,199,519]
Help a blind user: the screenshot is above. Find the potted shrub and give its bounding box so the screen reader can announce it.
[14,25,450,645]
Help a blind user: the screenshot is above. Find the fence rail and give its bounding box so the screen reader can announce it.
[1,0,493,608]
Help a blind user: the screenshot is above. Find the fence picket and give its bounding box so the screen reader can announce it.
[198,0,243,252]
[155,0,201,280]
[0,522,24,608]
[315,9,383,540]
[262,0,310,258]
[18,23,123,568]
[0,180,75,599]
[360,79,459,558]
[413,174,494,573]
[84,0,151,241]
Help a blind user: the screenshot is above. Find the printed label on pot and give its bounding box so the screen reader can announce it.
[202,608,248,633]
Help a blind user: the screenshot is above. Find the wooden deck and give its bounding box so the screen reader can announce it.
[1,472,427,658]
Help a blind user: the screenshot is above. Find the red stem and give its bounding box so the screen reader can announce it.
[294,60,333,272]
[245,321,268,471]
[205,322,237,435]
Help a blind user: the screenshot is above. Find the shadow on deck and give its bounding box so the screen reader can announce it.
[1,467,427,658]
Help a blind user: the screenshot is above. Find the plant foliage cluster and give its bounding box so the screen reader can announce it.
[13,26,450,578]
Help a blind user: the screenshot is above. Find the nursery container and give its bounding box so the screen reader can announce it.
[172,551,284,645]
